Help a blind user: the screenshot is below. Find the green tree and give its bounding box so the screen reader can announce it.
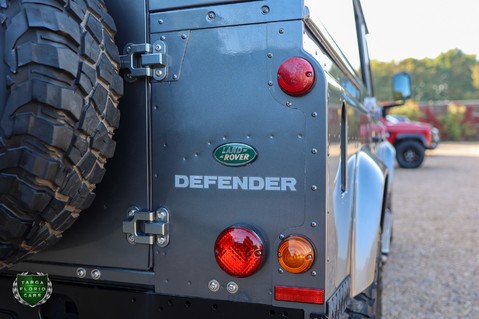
[372,49,479,102]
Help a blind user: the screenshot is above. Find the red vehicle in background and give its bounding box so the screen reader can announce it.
[382,114,440,168]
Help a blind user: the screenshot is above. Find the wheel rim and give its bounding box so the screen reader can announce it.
[404,148,418,163]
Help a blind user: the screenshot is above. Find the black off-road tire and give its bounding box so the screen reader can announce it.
[0,0,123,269]
[346,245,383,319]
[395,140,425,169]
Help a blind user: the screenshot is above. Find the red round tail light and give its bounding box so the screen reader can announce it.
[214,225,265,277]
[277,57,315,96]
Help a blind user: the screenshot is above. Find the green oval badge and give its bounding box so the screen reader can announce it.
[214,143,257,167]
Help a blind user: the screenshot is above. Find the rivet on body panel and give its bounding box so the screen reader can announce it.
[207,11,216,20]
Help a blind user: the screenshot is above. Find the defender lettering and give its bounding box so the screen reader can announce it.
[175,175,297,191]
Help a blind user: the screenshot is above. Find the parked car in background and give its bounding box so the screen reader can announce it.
[382,114,440,168]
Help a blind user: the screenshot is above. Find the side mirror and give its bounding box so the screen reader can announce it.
[392,72,411,101]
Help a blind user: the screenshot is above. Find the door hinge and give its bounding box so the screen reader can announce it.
[120,41,167,81]
[122,207,170,247]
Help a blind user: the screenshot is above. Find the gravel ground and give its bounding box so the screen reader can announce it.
[382,142,479,318]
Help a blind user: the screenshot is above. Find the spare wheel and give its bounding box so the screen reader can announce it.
[0,0,123,269]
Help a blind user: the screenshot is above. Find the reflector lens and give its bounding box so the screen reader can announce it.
[277,57,315,96]
[275,286,325,304]
[277,235,315,274]
[215,226,264,277]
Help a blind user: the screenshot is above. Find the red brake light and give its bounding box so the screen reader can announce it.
[214,225,264,278]
[277,57,315,96]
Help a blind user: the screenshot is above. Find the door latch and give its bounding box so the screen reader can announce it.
[122,207,170,247]
[120,41,167,81]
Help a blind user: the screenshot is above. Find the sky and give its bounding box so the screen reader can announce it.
[361,0,479,62]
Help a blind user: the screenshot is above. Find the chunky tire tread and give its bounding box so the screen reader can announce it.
[0,0,122,268]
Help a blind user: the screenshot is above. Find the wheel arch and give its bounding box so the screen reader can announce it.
[394,133,428,147]
[350,147,387,297]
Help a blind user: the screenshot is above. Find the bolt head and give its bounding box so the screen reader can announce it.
[91,269,101,280]
[226,282,239,294]
[76,268,86,278]
[208,280,220,292]
[157,211,167,220]
[127,234,135,244]
[157,236,167,245]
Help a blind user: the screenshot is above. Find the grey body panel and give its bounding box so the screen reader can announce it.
[150,16,327,311]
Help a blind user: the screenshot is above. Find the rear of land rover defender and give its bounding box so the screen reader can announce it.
[0,1,397,318]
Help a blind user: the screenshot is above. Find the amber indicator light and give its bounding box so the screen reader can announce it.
[277,235,315,274]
